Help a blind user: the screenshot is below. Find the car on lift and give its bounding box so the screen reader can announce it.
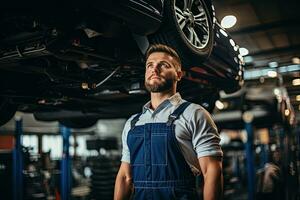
[212,77,296,130]
[0,0,243,128]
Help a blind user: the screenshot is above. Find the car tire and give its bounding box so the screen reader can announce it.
[59,118,98,129]
[149,0,214,68]
[0,98,17,126]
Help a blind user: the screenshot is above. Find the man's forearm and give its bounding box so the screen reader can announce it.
[203,168,223,200]
[114,174,133,200]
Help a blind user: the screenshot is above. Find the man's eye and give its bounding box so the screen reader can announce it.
[161,63,170,68]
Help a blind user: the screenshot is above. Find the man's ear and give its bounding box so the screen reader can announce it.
[176,70,183,81]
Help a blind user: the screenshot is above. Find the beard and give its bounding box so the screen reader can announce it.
[145,76,175,93]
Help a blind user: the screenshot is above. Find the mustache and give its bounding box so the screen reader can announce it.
[148,74,163,80]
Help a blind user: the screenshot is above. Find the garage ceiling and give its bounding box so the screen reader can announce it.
[213,0,300,117]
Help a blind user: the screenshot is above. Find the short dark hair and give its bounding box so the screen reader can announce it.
[145,44,181,70]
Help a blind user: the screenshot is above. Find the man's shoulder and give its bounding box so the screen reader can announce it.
[180,100,214,122]
[181,100,207,113]
[126,113,141,123]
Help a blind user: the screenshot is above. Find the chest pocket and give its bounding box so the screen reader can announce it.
[128,130,145,166]
[151,132,167,165]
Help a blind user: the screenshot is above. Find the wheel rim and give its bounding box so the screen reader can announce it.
[174,0,210,49]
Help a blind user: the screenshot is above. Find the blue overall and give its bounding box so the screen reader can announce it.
[127,102,198,200]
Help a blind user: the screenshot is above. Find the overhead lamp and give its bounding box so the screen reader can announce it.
[271,144,277,151]
[292,57,300,64]
[273,88,280,96]
[267,70,277,78]
[239,47,249,56]
[268,61,278,68]
[296,95,300,101]
[215,100,225,110]
[284,109,290,116]
[221,15,237,29]
[292,78,300,86]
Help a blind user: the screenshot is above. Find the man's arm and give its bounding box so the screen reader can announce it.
[198,156,223,200]
[114,162,133,200]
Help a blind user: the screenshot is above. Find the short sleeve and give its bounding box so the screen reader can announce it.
[120,114,137,163]
[189,107,223,158]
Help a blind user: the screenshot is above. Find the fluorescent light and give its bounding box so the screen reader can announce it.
[268,61,278,68]
[296,95,300,101]
[239,47,249,56]
[221,15,237,28]
[244,65,300,80]
[279,67,287,73]
[287,65,300,72]
[267,71,277,77]
[292,78,300,86]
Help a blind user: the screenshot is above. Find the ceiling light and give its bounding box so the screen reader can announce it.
[292,57,300,64]
[273,88,280,96]
[267,70,277,78]
[239,47,249,56]
[296,95,300,101]
[284,109,290,116]
[292,78,300,86]
[268,61,278,68]
[221,15,237,29]
[215,100,225,110]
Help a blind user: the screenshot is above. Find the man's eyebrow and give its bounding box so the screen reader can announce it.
[159,60,171,65]
[161,60,176,68]
[146,61,153,66]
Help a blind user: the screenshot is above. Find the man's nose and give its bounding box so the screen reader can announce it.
[151,64,160,73]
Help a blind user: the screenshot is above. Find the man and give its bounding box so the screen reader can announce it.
[256,148,283,200]
[114,44,223,200]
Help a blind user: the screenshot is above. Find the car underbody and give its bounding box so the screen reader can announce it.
[0,0,243,127]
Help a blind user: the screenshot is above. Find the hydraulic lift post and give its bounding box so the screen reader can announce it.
[13,117,23,200]
[60,124,72,200]
[243,112,255,200]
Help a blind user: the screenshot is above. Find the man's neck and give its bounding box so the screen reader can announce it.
[150,89,176,110]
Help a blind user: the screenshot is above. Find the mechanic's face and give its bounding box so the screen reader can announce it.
[145,52,182,93]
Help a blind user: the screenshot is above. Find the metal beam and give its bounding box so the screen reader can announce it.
[249,44,300,57]
[230,19,300,36]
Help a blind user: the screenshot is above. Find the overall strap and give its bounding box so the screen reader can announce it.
[130,113,142,130]
[167,102,191,126]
